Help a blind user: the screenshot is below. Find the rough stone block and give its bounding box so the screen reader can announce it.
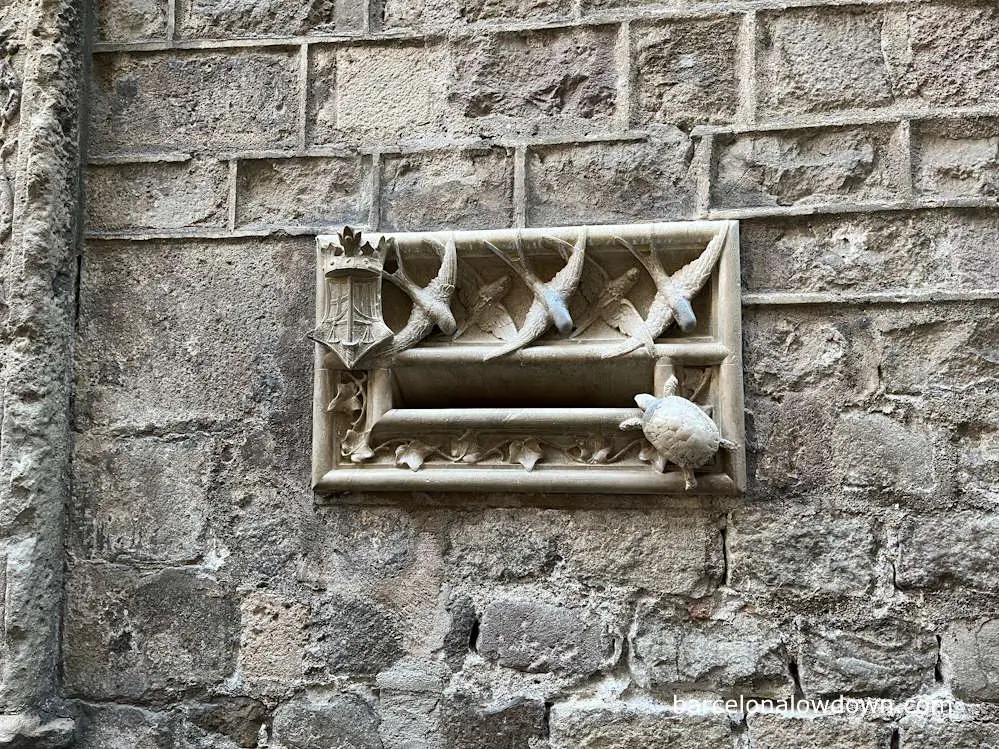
[712,124,906,209]
[96,0,167,41]
[71,434,212,564]
[379,692,441,749]
[76,238,312,429]
[728,507,878,598]
[748,714,892,748]
[526,131,696,226]
[64,563,238,700]
[91,51,299,153]
[913,118,999,199]
[187,697,267,748]
[799,618,937,699]
[238,591,308,684]
[958,428,999,505]
[563,510,724,596]
[632,18,739,127]
[75,704,175,749]
[449,27,617,137]
[631,598,791,696]
[305,594,405,675]
[440,695,547,749]
[86,158,228,231]
[178,0,364,39]
[272,693,381,749]
[235,156,369,229]
[309,43,450,146]
[899,716,999,747]
[478,598,607,675]
[444,508,564,583]
[549,703,731,749]
[830,412,939,496]
[942,619,999,701]
[884,3,999,108]
[383,0,572,30]
[380,147,513,232]
[757,8,892,117]
[897,511,999,591]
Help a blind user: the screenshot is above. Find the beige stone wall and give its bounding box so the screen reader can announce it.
[62,0,999,746]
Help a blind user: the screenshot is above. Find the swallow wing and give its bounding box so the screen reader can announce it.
[475,303,517,341]
[672,225,728,298]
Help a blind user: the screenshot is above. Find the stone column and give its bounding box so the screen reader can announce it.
[0,0,82,744]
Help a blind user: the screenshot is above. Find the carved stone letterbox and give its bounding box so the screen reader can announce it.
[312,221,745,495]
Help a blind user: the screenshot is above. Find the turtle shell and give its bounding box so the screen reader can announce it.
[641,396,722,469]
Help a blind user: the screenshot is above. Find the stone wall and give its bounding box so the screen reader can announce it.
[58,0,999,746]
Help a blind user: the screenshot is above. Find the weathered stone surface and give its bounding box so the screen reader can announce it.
[178,0,364,38]
[741,210,999,293]
[884,3,999,108]
[899,716,999,748]
[96,0,167,41]
[309,43,450,146]
[379,692,440,749]
[757,8,892,117]
[563,511,724,596]
[478,598,607,675]
[75,704,175,749]
[64,564,237,700]
[713,124,906,208]
[526,131,695,226]
[942,619,999,702]
[187,697,267,747]
[440,695,546,749]
[71,434,212,564]
[631,598,791,696]
[632,18,739,127]
[91,51,299,152]
[271,693,381,749]
[749,714,892,748]
[236,156,369,229]
[238,591,308,684]
[444,597,477,669]
[958,428,999,505]
[449,27,617,136]
[913,118,999,199]
[384,0,571,29]
[86,159,228,231]
[549,703,731,749]
[728,507,878,598]
[380,148,513,232]
[799,618,937,699]
[897,511,999,591]
[445,509,563,583]
[306,594,405,675]
[76,238,312,429]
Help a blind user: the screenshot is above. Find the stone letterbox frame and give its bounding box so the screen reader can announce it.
[312,220,745,495]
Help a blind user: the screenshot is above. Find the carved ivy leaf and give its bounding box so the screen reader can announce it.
[328,380,362,415]
[342,429,374,463]
[509,438,544,472]
[450,430,482,464]
[395,440,434,471]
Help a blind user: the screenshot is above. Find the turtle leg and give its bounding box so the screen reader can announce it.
[719,439,739,451]
[681,465,697,490]
[619,417,643,431]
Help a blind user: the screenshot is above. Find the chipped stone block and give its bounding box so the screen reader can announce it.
[799,618,938,699]
[76,238,312,429]
[478,598,607,675]
[91,51,299,153]
[526,132,695,226]
[757,8,893,117]
[884,3,999,108]
[238,591,308,684]
[96,0,167,41]
[86,159,228,231]
[305,594,405,675]
[728,507,878,598]
[235,156,369,229]
[440,695,547,749]
[913,118,999,199]
[64,564,237,700]
[830,412,939,496]
[899,716,999,747]
[75,704,176,749]
[958,428,999,505]
[449,27,617,137]
[897,511,999,591]
[383,0,572,30]
[713,124,907,209]
[272,693,381,749]
[309,43,450,146]
[380,147,514,232]
[177,0,364,39]
[379,692,441,749]
[563,511,724,596]
[71,433,212,564]
[631,598,791,696]
[549,703,731,749]
[748,714,892,748]
[942,619,999,702]
[444,508,565,583]
[632,18,739,127]
[187,697,268,748]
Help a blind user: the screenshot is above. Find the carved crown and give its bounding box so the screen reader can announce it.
[319,226,391,277]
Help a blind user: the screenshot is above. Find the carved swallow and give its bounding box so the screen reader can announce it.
[605,226,728,358]
[482,230,587,361]
[454,267,515,341]
[571,260,656,355]
[379,234,458,357]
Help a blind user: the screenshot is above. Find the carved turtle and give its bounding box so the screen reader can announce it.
[620,375,738,490]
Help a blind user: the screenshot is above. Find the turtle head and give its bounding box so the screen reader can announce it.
[634,393,657,412]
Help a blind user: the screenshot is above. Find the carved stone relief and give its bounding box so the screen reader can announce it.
[312,221,745,495]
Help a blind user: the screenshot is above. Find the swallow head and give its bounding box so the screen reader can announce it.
[672,296,697,333]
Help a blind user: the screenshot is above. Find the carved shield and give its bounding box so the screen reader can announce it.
[316,270,393,369]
